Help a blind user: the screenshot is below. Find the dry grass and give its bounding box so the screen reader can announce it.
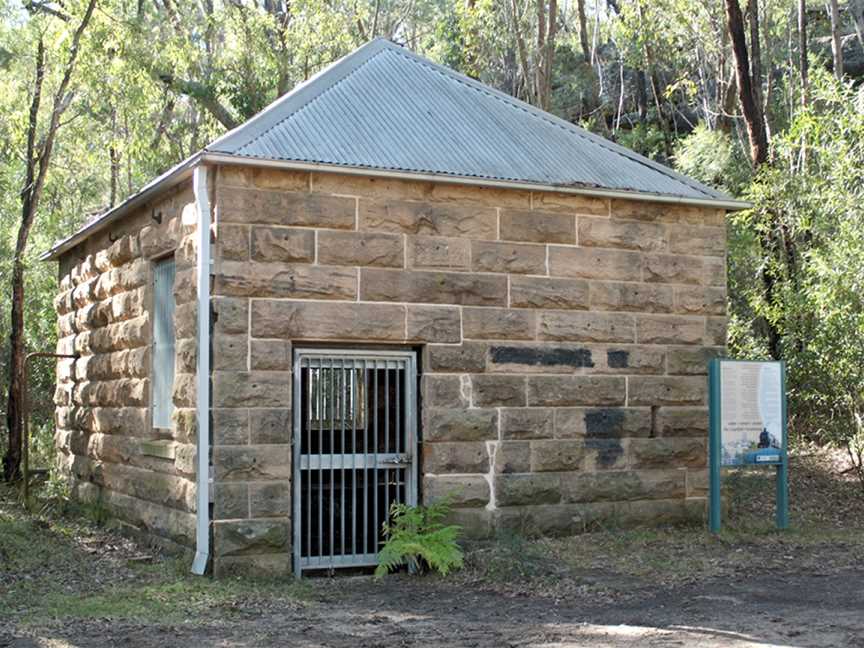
[459,446,864,601]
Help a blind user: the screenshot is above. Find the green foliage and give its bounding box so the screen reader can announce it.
[673,124,751,196]
[736,71,864,486]
[374,498,463,579]
[615,122,668,161]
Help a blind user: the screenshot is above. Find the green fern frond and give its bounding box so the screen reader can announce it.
[374,495,464,579]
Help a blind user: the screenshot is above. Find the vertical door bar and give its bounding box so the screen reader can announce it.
[373,361,379,553]
[339,358,346,556]
[363,358,368,556]
[329,357,335,563]
[384,365,390,528]
[317,360,323,560]
[351,361,357,557]
[292,357,302,576]
[396,365,402,504]
[306,360,314,556]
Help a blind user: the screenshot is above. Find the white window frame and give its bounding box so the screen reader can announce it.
[151,256,176,429]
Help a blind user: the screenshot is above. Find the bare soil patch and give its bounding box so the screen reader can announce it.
[2,448,863,647]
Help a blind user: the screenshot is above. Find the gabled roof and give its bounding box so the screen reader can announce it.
[44,38,745,261]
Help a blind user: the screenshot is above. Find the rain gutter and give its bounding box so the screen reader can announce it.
[200,152,752,212]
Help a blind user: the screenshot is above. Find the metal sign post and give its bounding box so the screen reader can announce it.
[708,358,789,533]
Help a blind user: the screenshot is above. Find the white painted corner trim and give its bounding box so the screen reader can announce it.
[191,165,212,576]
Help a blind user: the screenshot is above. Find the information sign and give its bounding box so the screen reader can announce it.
[709,359,788,532]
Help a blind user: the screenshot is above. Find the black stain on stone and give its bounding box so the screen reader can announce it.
[584,408,626,438]
[585,438,625,469]
[607,350,629,368]
[490,346,594,368]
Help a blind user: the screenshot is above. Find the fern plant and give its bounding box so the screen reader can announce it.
[374,497,463,579]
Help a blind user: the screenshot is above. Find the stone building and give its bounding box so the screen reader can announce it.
[43,39,746,576]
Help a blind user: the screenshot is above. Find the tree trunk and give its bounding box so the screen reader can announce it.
[799,0,809,105]
[576,0,590,62]
[4,0,96,482]
[747,0,763,111]
[4,39,44,482]
[724,0,768,166]
[724,0,781,360]
[827,0,844,79]
[852,0,864,54]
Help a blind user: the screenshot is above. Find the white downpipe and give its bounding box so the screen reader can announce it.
[191,165,212,575]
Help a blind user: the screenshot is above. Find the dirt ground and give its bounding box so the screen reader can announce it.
[2,448,864,648]
[3,566,864,647]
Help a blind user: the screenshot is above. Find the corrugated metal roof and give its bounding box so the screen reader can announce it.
[207,38,729,202]
[44,38,742,261]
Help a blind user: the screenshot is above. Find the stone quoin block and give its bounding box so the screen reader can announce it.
[212,371,292,408]
[212,519,290,556]
[219,188,356,229]
[655,407,709,437]
[669,224,726,256]
[674,286,727,316]
[636,314,705,345]
[218,224,251,261]
[423,408,498,442]
[422,442,489,474]
[423,475,490,508]
[249,408,291,444]
[213,445,292,481]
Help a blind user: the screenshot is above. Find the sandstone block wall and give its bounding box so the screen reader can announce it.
[54,182,200,550]
[209,165,727,574]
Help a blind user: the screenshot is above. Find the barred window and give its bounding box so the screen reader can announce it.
[151,257,176,429]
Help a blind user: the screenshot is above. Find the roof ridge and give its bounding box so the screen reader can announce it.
[383,45,723,201]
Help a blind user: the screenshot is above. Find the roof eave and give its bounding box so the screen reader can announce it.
[202,152,752,211]
[40,153,203,262]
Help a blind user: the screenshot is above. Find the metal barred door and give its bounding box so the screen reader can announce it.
[293,349,417,576]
